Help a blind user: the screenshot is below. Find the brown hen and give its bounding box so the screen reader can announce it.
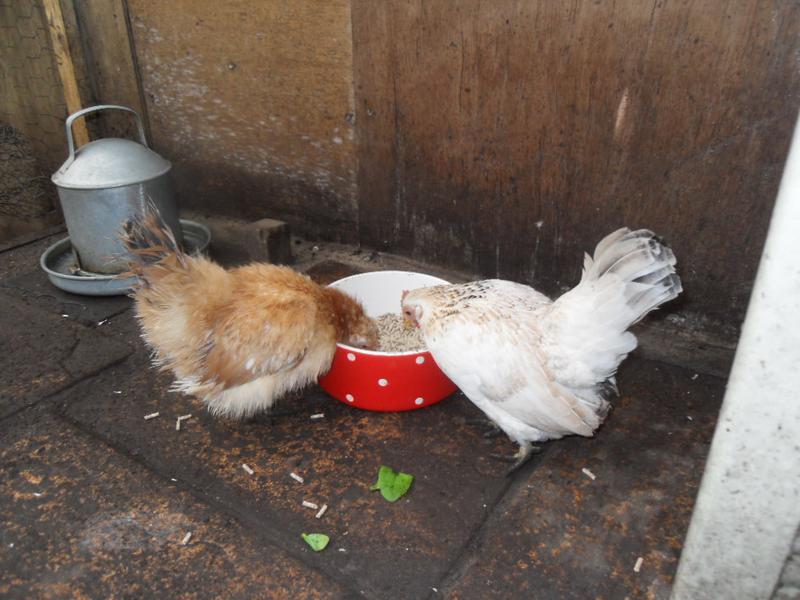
[121,210,377,419]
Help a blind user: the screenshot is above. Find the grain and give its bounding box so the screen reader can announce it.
[375,313,425,353]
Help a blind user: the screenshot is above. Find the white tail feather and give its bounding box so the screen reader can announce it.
[543,228,682,392]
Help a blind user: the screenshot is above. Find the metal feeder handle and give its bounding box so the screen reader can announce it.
[64,104,148,162]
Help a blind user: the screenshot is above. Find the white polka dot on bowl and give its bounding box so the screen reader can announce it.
[414,397,424,405]
[415,356,425,364]
[345,394,354,402]
[378,378,388,387]
[347,353,356,362]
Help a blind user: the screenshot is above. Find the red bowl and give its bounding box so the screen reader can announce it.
[319,271,457,412]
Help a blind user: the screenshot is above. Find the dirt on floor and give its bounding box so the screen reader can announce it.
[0,230,724,599]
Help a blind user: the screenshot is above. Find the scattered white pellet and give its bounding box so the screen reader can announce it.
[181,532,192,545]
[687,415,694,421]
[634,556,644,573]
[112,390,122,394]
[170,478,178,482]
[691,373,699,380]
[302,500,319,510]
[33,492,42,497]
[315,503,328,519]
[582,468,597,481]
[242,464,254,475]
[432,588,439,593]
[338,548,346,552]
[290,472,304,484]
[61,314,68,318]
[178,414,193,421]
[143,412,160,420]
[97,319,108,326]
[8,543,13,548]
[176,414,193,431]
[310,413,325,420]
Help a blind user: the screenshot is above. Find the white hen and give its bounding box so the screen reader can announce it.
[401,228,682,471]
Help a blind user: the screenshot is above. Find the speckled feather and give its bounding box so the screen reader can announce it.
[402,228,682,449]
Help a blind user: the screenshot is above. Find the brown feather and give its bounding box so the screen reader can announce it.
[118,206,378,419]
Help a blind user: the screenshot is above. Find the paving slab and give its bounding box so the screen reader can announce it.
[56,257,516,597]
[58,358,512,599]
[0,225,67,254]
[0,292,132,419]
[442,361,723,600]
[0,267,131,327]
[0,230,132,327]
[0,407,350,599]
[0,246,727,598]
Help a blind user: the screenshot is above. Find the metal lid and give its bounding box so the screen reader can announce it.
[52,137,171,190]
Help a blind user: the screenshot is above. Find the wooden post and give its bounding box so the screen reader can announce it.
[42,0,89,148]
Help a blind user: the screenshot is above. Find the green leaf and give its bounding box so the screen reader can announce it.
[371,465,414,502]
[301,533,330,552]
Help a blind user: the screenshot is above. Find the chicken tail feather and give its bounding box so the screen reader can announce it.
[119,202,186,282]
[582,228,683,324]
[544,228,682,391]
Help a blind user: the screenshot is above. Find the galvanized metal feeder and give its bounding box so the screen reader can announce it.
[42,105,210,295]
[51,104,181,274]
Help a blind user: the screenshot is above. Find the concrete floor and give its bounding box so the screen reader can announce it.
[0,231,725,599]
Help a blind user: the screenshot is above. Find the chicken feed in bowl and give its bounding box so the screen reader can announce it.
[318,270,457,412]
[375,313,425,353]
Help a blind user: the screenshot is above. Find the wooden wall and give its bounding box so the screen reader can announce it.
[0,0,89,240]
[352,0,800,325]
[6,0,800,329]
[125,0,358,241]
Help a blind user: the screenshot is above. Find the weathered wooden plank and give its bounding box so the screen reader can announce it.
[352,0,800,327]
[42,0,88,146]
[71,0,148,142]
[0,0,89,240]
[125,0,358,240]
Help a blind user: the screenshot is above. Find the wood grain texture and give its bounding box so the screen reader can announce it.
[72,0,149,143]
[352,0,800,325]
[42,0,88,146]
[0,0,95,240]
[126,0,358,241]
[0,0,92,172]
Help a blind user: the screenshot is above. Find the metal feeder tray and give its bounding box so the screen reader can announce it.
[40,219,210,296]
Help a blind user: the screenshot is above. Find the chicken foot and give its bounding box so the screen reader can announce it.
[490,442,542,476]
